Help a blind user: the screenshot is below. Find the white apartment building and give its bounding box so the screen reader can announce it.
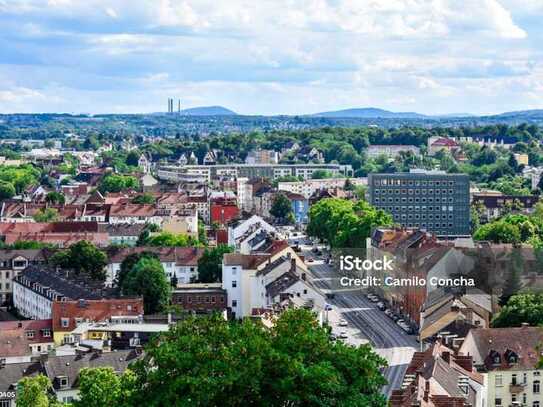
[106,247,204,286]
[278,177,367,199]
[366,145,420,159]
[222,243,323,319]
[13,267,100,320]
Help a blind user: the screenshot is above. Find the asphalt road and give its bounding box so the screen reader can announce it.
[305,252,418,398]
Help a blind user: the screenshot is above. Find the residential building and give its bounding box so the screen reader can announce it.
[210,195,239,225]
[419,288,492,342]
[44,350,142,404]
[472,193,539,222]
[106,246,204,286]
[0,249,46,305]
[514,153,529,166]
[428,136,460,156]
[157,163,353,183]
[51,298,144,345]
[522,166,543,190]
[0,319,54,364]
[278,177,367,199]
[227,215,277,248]
[171,283,228,313]
[390,342,485,406]
[83,319,169,350]
[366,145,420,159]
[460,326,543,407]
[245,149,280,164]
[222,241,323,319]
[284,191,309,223]
[98,223,146,246]
[368,170,471,237]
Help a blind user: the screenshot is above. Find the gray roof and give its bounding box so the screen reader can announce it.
[44,350,142,390]
[0,361,42,393]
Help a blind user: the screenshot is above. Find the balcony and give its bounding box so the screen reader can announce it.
[509,383,526,393]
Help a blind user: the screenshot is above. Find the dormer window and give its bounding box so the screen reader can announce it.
[505,349,519,365]
[57,376,69,389]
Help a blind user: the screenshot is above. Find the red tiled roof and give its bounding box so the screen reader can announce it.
[51,298,143,332]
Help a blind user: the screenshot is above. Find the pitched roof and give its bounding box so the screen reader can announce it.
[466,326,543,370]
[107,246,203,266]
[43,350,142,390]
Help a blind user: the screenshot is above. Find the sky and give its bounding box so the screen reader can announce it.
[0,0,543,116]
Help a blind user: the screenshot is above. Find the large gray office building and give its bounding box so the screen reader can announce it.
[368,170,470,237]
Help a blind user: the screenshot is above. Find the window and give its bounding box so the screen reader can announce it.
[232,280,237,288]
[495,375,502,386]
[42,328,51,337]
[232,300,237,307]
[495,398,502,406]
[534,402,540,407]
[61,318,69,328]
[534,380,541,393]
[58,376,69,389]
[25,330,35,339]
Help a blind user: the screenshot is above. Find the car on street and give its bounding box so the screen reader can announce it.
[324,304,333,311]
[339,331,348,339]
[338,319,348,327]
[329,333,337,341]
[376,302,386,310]
[369,295,380,303]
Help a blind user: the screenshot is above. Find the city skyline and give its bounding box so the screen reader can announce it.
[0,0,543,115]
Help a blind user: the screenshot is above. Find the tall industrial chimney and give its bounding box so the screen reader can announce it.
[178,99,181,114]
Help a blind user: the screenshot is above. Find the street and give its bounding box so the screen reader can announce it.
[299,242,417,397]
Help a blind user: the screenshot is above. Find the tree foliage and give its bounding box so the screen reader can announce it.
[16,375,58,407]
[197,244,233,283]
[74,367,136,407]
[270,193,293,223]
[99,174,139,193]
[128,308,387,406]
[307,198,393,248]
[120,257,170,314]
[51,240,108,281]
[141,232,199,247]
[493,293,543,327]
[33,208,59,223]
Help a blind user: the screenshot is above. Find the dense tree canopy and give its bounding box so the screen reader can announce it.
[51,240,108,281]
[197,244,234,283]
[98,173,139,193]
[270,193,294,223]
[140,232,199,247]
[307,198,393,248]
[128,308,387,406]
[120,257,170,314]
[493,294,543,327]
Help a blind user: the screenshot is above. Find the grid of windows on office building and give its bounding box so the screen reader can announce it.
[368,173,470,237]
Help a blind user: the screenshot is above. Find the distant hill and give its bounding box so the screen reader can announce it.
[490,109,543,119]
[180,106,237,116]
[311,107,428,119]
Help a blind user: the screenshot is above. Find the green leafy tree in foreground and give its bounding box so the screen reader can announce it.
[51,240,108,281]
[121,257,170,314]
[99,174,139,193]
[45,191,65,205]
[16,375,60,407]
[131,193,155,204]
[129,308,387,406]
[74,367,136,407]
[116,251,159,289]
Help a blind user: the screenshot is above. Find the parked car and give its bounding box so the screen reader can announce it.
[329,333,337,341]
[324,304,333,311]
[338,319,348,327]
[339,331,348,339]
[369,296,380,303]
[376,302,386,310]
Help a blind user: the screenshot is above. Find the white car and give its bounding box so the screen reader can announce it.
[339,331,348,339]
[338,319,348,327]
[324,304,333,311]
